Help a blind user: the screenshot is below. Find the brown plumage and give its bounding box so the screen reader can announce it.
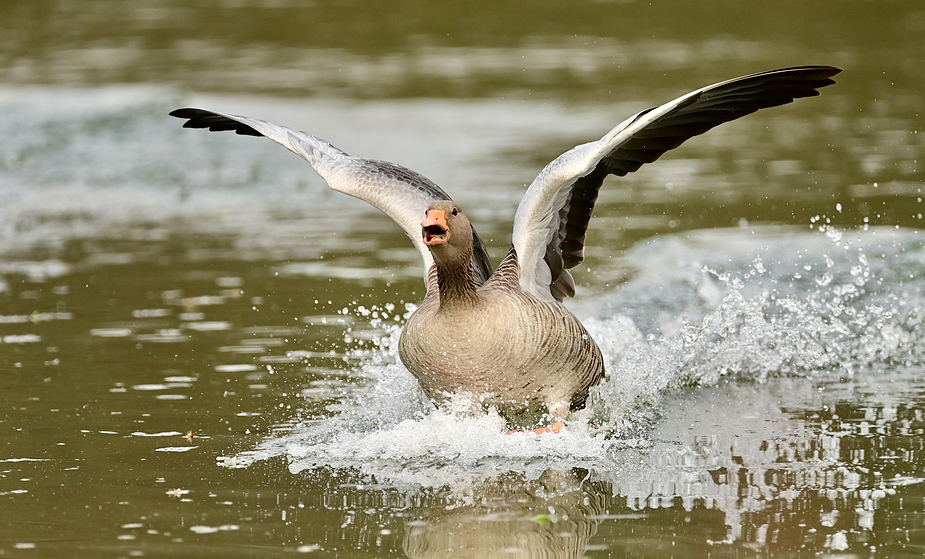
[399,202,604,425]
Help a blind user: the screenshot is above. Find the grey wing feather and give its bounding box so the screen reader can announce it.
[169,108,493,284]
[511,65,842,302]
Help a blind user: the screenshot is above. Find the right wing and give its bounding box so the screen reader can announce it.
[511,65,842,302]
[169,108,493,285]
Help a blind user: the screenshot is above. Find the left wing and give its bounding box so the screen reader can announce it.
[169,108,493,285]
[511,65,842,302]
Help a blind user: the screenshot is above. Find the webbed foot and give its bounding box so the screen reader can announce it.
[506,420,563,435]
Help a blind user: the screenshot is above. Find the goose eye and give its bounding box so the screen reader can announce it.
[451,208,458,216]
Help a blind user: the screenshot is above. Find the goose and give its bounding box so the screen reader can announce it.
[171,65,841,432]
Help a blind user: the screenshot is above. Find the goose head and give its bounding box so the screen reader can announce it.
[421,201,473,267]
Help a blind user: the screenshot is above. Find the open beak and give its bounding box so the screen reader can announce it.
[421,209,449,246]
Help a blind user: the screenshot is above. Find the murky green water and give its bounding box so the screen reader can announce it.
[2,1,925,557]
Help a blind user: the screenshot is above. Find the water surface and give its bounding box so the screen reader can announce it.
[2,2,925,557]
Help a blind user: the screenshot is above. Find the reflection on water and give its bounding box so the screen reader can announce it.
[605,375,925,555]
[403,470,605,559]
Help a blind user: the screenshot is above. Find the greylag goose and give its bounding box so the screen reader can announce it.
[171,65,841,432]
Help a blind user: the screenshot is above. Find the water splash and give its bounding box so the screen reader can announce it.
[224,225,925,494]
[589,225,924,428]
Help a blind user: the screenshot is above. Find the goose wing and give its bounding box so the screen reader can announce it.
[511,65,841,302]
[169,108,493,284]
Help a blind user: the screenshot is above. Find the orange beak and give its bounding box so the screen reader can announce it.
[421,209,449,246]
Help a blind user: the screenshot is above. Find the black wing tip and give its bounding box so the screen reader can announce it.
[168,107,264,137]
[168,107,201,119]
[756,65,842,83]
[764,65,843,89]
[773,64,842,76]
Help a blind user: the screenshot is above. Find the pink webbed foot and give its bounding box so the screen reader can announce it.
[506,420,563,435]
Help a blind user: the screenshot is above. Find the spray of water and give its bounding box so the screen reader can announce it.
[222,225,925,493]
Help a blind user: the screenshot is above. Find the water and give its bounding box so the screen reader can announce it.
[2,1,925,557]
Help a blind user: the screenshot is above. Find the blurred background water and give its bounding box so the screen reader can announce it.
[1,1,924,557]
